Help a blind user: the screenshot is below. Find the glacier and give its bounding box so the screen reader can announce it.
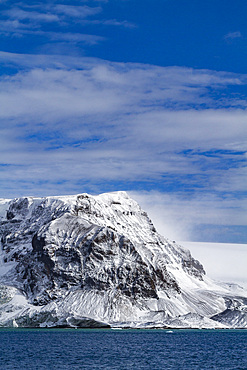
[0,191,246,329]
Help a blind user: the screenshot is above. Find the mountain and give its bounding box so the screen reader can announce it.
[0,191,246,328]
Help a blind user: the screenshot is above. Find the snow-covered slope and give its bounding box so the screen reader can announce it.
[0,192,246,328]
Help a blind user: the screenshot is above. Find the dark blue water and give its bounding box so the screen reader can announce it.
[0,329,246,369]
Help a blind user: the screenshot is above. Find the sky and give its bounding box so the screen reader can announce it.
[0,0,247,256]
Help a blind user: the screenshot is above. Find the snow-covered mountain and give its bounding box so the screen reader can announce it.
[0,191,246,328]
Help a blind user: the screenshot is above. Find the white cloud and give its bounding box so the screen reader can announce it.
[0,60,246,163]
[0,22,104,44]
[4,4,102,22]
[0,58,246,120]
[54,4,102,18]
[0,6,105,44]
[0,19,32,33]
[45,31,105,44]
[224,31,243,40]
[4,7,60,22]
[86,18,136,28]
[1,2,135,34]
[128,109,247,151]
[0,2,112,45]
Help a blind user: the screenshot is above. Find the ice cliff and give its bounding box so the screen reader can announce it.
[0,191,246,328]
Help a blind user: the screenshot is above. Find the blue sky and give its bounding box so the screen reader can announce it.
[0,0,247,243]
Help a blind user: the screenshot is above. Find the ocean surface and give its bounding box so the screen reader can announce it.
[0,328,246,369]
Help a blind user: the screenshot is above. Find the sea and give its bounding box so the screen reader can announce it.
[0,328,246,369]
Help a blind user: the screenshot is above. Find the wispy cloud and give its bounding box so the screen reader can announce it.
[86,19,136,28]
[0,19,32,34]
[53,4,102,18]
[4,4,103,22]
[0,25,104,44]
[4,7,60,23]
[44,31,105,44]
[0,1,134,40]
[224,31,243,41]
[0,1,133,48]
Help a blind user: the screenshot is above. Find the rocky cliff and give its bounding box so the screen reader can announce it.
[0,192,246,328]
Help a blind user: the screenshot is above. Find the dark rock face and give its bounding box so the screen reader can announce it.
[6,198,30,220]
[182,256,205,280]
[15,213,180,306]
[0,197,69,263]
